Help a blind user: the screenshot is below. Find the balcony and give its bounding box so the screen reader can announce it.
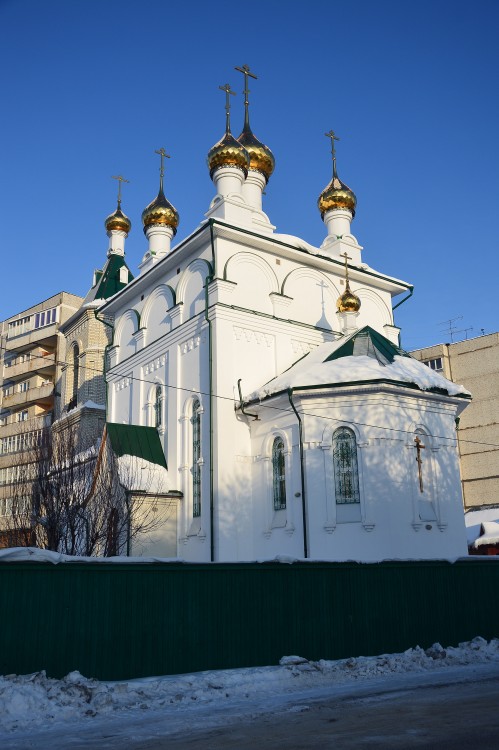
[3,350,56,380]
[0,414,51,438]
[5,323,57,352]
[2,383,54,410]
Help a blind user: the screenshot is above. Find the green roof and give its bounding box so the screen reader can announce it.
[107,423,167,469]
[93,254,134,301]
[324,326,410,365]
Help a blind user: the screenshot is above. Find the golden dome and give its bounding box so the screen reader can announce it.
[105,205,131,234]
[142,188,179,235]
[237,126,275,182]
[337,284,361,313]
[318,176,357,219]
[207,132,250,178]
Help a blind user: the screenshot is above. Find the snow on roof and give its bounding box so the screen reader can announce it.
[465,508,499,546]
[247,328,470,402]
[473,522,499,549]
[117,454,171,494]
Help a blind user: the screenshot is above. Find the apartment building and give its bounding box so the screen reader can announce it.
[0,292,83,542]
[411,333,499,511]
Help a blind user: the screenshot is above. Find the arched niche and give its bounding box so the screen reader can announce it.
[141,285,175,345]
[114,309,139,362]
[224,252,278,315]
[176,259,212,321]
[282,268,340,330]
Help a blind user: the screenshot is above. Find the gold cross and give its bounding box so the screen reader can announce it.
[325,130,340,178]
[340,251,352,287]
[219,83,236,133]
[414,436,426,493]
[111,175,129,206]
[155,147,170,180]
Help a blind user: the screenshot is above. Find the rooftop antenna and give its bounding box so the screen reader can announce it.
[438,316,463,343]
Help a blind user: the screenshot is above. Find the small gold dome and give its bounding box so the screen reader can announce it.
[318,176,357,219]
[142,188,179,235]
[105,206,131,234]
[337,285,361,313]
[207,132,250,178]
[237,127,275,182]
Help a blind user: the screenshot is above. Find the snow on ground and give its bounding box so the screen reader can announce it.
[1,637,499,738]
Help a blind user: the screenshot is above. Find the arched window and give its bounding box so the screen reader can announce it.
[69,344,79,410]
[272,437,286,511]
[333,427,360,504]
[192,399,201,517]
[154,385,163,429]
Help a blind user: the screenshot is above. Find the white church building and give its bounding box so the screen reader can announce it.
[100,70,470,562]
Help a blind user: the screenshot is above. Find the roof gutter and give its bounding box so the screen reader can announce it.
[392,285,414,311]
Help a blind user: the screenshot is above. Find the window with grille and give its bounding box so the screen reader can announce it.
[333,427,360,504]
[192,399,201,518]
[272,437,286,511]
[154,385,163,428]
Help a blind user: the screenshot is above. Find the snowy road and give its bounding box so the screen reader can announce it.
[2,639,499,749]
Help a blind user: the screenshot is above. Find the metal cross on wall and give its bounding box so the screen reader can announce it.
[414,436,425,493]
[340,251,352,287]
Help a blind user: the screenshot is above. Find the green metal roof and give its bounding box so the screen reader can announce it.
[107,423,167,469]
[324,326,410,366]
[92,254,134,301]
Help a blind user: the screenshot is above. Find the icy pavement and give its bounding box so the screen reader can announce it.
[1,637,499,748]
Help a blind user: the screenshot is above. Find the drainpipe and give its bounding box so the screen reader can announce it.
[287,389,308,558]
[205,220,216,561]
[392,285,414,312]
[445,342,466,506]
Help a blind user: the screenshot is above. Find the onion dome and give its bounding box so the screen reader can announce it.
[207,132,250,178]
[337,283,361,313]
[105,204,131,234]
[142,187,179,235]
[318,130,356,219]
[207,82,250,179]
[142,148,179,236]
[237,126,274,183]
[318,175,357,219]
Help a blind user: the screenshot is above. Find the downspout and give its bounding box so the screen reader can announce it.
[237,379,259,421]
[287,389,308,558]
[392,285,414,311]
[445,342,465,505]
[392,286,414,348]
[205,219,216,561]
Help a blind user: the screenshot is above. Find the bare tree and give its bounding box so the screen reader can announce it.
[2,424,173,556]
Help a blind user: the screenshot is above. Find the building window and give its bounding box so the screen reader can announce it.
[71,344,79,407]
[424,358,443,372]
[154,385,163,429]
[17,410,28,422]
[192,399,201,518]
[34,307,57,330]
[272,437,286,511]
[19,380,30,393]
[333,427,360,504]
[7,316,31,338]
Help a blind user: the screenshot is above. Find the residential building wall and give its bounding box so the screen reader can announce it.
[0,292,83,543]
[411,333,499,510]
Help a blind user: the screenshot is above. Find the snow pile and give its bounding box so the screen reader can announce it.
[117,454,170,494]
[248,345,469,402]
[1,637,498,733]
[466,508,499,545]
[473,521,499,548]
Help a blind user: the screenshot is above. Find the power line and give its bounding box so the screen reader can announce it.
[1,344,498,451]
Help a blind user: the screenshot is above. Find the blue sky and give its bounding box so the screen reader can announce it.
[0,0,497,350]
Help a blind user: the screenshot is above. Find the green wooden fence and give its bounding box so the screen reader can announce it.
[0,558,498,680]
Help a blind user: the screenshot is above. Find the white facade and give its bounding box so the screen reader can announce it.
[101,134,470,562]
